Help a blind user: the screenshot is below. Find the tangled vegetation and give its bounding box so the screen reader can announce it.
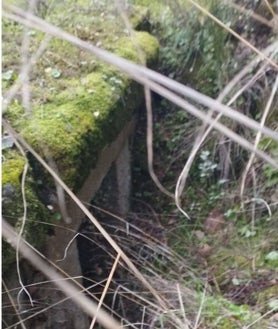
[2,0,278,328]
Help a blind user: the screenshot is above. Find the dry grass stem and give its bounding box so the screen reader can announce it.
[225,1,277,31]
[12,137,34,310]
[262,0,276,17]
[187,0,278,69]
[4,279,108,329]
[3,121,168,310]
[2,220,123,329]
[240,74,278,202]
[2,2,277,328]
[193,282,207,329]
[174,43,274,213]
[90,252,121,329]
[2,280,28,329]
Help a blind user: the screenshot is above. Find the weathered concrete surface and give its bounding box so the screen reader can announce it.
[116,138,132,216]
[46,118,135,277]
[41,119,134,329]
[2,118,135,329]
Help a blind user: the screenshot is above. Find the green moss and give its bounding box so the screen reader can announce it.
[2,100,25,122]
[115,31,159,66]
[11,71,136,188]
[129,6,150,31]
[2,151,54,273]
[133,31,160,64]
[131,0,164,10]
[3,1,159,273]
[2,154,26,187]
[5,30,159,190]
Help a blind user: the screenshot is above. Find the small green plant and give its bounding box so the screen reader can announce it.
[265,250,278,268]
[263,162,278,188]
[207,183,224,205]
[2,69,17,88]
[202,295,263,328]
[224,206,240,221]
[198,150,218,179]
[239,225,257,238]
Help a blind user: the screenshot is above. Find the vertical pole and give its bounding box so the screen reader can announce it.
[116,139,131,216]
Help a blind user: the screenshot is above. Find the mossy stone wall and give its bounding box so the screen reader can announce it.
[3,6,159,326]
[3,27,159,273]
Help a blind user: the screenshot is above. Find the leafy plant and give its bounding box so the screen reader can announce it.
[198,150,218,179]
[239,225,257,238]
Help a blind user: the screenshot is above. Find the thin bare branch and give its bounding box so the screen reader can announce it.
[19,0,38,113]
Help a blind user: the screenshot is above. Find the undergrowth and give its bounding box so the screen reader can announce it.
[129,0,278,328]
[2,0,278,328]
